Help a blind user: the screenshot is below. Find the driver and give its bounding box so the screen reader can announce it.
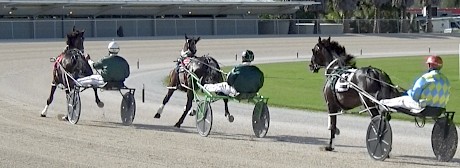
[379,55,451,112]
[203,50,264,97]
[77,41,130,87]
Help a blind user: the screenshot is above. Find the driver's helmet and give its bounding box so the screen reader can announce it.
[242,50,254,62]
[108,41,120,54]
[426,55,443,70]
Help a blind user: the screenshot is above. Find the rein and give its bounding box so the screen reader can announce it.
[189,56,227,75]
[324,58,399,89]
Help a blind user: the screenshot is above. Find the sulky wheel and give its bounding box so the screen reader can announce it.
[120,92,136,126]
[431,117,458,162]
[67,89,81,125]
[366,115,392,161]
[196,101,213,137]
[252,101,270,138]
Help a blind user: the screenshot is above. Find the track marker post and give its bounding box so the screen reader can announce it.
[142,84,145,103]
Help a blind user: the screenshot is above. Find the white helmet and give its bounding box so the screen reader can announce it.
[108,41,120,54]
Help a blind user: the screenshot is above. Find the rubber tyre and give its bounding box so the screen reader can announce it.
[67,89,81,125]
[252,101,270,138]
[120,92,136,126]
[431,117,458,162]
[196,101,213,137]
[366,115,392,161]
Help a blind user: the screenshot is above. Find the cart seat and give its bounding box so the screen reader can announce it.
[102,81,126,90]
[391,106,446,117]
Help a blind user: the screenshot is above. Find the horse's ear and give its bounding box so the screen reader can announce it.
[318,37,321,43]
[327,36,331,42]
[72,25,76,32]
[80,29,85,36]
[196,37,200,43]
[185,34,188,40]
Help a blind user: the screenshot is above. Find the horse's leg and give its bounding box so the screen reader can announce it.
[324,114,338,151]
[174,90,193,128]
[155,89,176,118]
[156,70,178,118]
[41,84,57,117]
[93,87,104,108]
[223,98,234,122]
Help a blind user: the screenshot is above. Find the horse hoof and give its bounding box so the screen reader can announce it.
[174,123,181,128]
[154,113,161,118]
[57,114,68,121]
[321,146,334,151]
[40,114,46,117]
[97,101,104,108]
[189,110,196,116]
[228,115,234,123]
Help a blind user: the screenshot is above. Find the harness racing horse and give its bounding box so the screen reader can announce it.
[41,27,104,117]
[309,37,400,151]
[155,35,232,128]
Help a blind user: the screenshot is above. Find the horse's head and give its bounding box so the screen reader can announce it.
[182,34,200,57]
[309,36,353,73]
[309,36,332,73]
[66,26,85,52]
[61,48,89,77]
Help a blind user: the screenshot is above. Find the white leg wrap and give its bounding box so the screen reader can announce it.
[331,138,335,149]
[41,105,49,116]
[156,104,164,115]
[327,117,332,130]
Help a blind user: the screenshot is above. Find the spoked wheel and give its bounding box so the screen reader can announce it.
[120,92,136,126]
[196,101,213,137]
[431,117,458,162]
[252,101,270,138]
[366,115,392,161]
[67,89,81,125]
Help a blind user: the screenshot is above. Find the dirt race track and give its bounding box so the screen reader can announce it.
[1,34,460,168]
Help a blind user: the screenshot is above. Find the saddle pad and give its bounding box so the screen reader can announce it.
[53,53,64,69]
[182,57,191,66]
[334,69,356,92]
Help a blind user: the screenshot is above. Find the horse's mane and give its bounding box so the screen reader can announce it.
[337,54,356,68]
[325,40,356,68]
[327,40,346,56]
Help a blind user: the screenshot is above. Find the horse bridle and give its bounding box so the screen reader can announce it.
[181,39,196,57]
[310,43,339,72]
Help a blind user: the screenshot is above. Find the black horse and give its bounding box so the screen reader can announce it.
[41,27,103,117]
[155,35,232,128]
[309,37,400,151]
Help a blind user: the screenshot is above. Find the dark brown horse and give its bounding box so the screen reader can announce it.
[155,35,232,128]
[309,37,400,151]
[41,27,103,117]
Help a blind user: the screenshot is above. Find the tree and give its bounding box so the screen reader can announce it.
[421,0,441,32]
[306,0,327,34]
[392,0,415,32]
[440,0,460,7]
[365,0,392,33]
[332,0,360,33]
